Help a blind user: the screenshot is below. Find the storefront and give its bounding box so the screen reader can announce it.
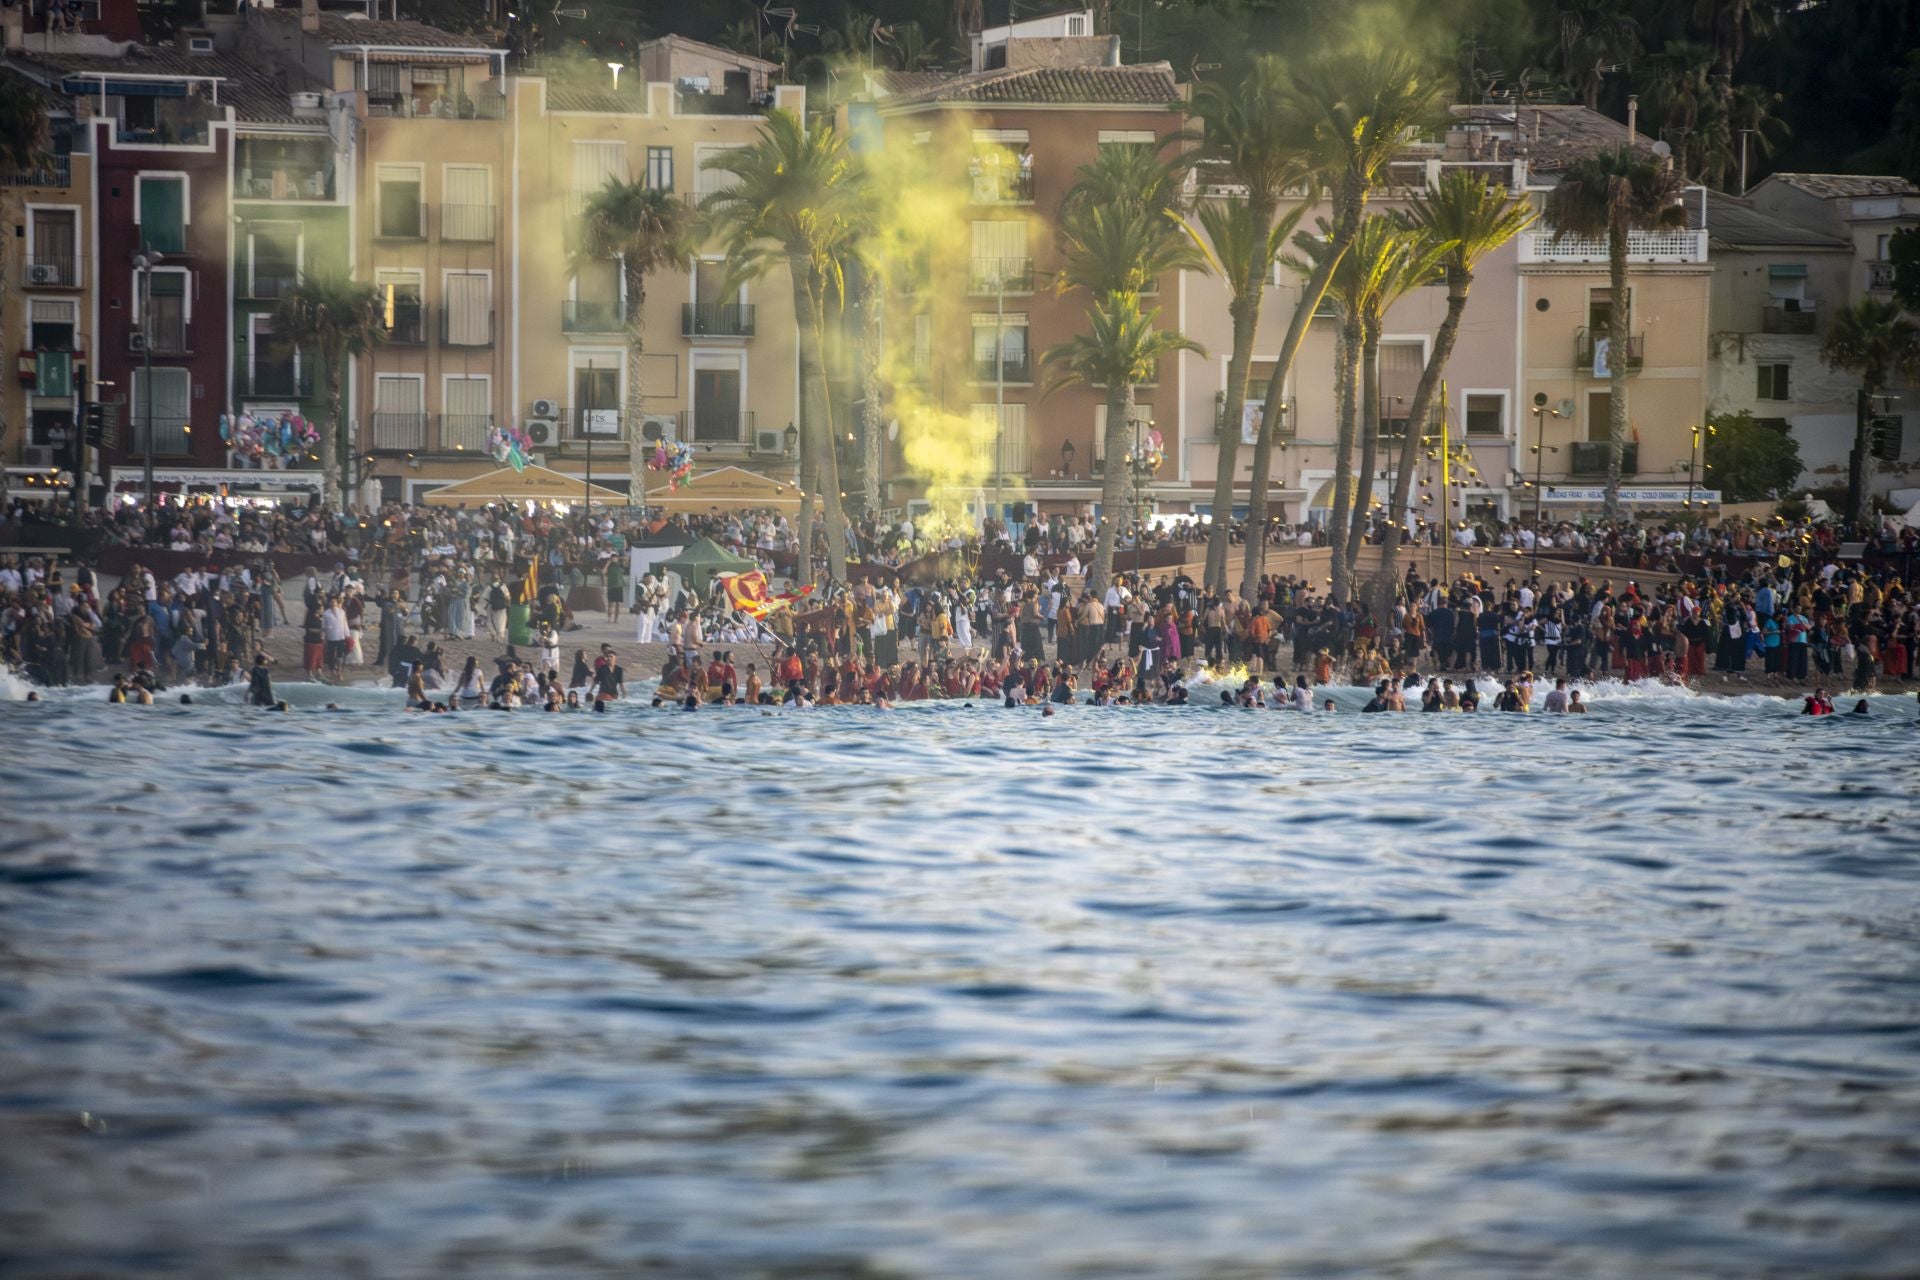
[108,467,323,505]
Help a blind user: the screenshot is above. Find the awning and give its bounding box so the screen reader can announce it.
[420,463,624,506]
[646,465,817,513]
[1767,263,1808,278]
[108,466,323,492]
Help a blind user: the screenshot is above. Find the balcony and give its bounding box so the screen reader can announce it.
[439,307,495,347]
[1519,228,1708,264]
[970,352,1033,384]
[366,90,506,121]
[236,139,337,201]
[22,253,80,288]
[438,414,495,453]
[132,317,190,356]
[679,408,755,443]
[969,256,1035,294]
[0,155,71,188]
[440,203,496,243]
[368,412,428,452]
[381,303,426,346]
[681,302,756,338]
[245,271,300,302]
[1574,328,1644,376]
[972,436,1030,480]
[117,120,211,147]
[1866,261,1897,292]
[375,202,428,241]
[562,300,626,333]
[561,408,624,442]
[1761,300,1817,335]
[675,88,771,116]
[237,360,314,399]
[1569,441,1638,475]
[969,164,1034,205]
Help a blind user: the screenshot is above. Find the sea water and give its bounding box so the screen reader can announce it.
[1,681,1917,1277]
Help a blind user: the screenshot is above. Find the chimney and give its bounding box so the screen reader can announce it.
[301,0,320,34]
[1105,34,1121,67]
[1626,94,1638,143]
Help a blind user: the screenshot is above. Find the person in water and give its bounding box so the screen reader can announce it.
[1802,687,1835,716]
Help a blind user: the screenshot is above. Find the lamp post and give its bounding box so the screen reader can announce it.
[133,250,164,508]
[1685,422,1716,516]
[1123,412,1157,578]
[1528,392,1564,578]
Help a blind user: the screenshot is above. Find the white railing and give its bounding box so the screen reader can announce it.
[1519,228,1708,265]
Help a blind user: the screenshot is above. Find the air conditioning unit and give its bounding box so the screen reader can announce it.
[21,445,55,467]
[641,414,676,442]
[26,263,62,286]
[129,332,148,353]
[524,419,555,446]
[529,397,560,419]
[754,428,785,455]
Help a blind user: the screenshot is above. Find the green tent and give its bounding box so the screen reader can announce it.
[654,537,759,596]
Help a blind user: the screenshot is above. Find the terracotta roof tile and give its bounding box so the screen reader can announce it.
[1763,173,1919,200]
[877,63,1179,108]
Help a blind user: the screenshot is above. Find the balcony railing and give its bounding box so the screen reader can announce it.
[563,407,624,442]
[969,256,1035,294]
[1570,441,1638,475]
[1761,300,1817,335]
[1866,261,1897,292]
[439,307,495,347]
[118,120,211,147]
[237,361,315,399]
[679,408,755,443]
[133,317,190,356]
[236,165,336,202]
[681,302,756,337]
[972,436,1031,480]
[676,89,772,116]
[439,414,495,453]
[381,303,426,346]
[0,155,71,188]
[376,202,428,240]
[969,166,1034,205]
[562,300,626,333]
[368,412,429,452]
[1519,228,1708,265]
[245,271,300,302]
[440,203,496,242]
[970,352,1032,383]
[1574,328,1644,376]
[366,91,506,121]
[23,253,80,287]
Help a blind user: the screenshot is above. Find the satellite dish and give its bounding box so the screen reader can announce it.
[886,418,900,442]
[1556,399,1576,418]
[1651,140,1672,158]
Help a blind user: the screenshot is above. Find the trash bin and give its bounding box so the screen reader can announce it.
[508,602,533,647]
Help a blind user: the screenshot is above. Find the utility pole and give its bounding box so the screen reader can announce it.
[133,250,163,508]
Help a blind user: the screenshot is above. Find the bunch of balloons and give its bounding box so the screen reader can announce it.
[218,412,318,468]
[648,439,695,490]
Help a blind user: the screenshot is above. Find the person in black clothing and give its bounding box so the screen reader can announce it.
[1362,682,1390,712]
[247,652,276,707]
[1494,681,1523,712]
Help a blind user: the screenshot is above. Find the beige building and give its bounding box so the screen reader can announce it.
[1176,104,1713,529]
[507,39,805,501]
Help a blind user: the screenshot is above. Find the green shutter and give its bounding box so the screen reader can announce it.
[1766,263,1808,279]
[139,178,186,253]
[36,351,73,399]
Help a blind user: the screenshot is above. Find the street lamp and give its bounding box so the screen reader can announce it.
[132,249,164,508]
[1122,414,1158,577]
[1528,392,1564,577]
[1685,422,1716,515]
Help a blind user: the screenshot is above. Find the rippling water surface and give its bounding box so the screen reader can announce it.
[2,680,1918,1278]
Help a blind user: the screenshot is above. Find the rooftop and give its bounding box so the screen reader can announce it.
[635,34,777,73]
[1705,191,1851,251]
[254,8,499,51]
[1759,173,1920,200]
[4,44,312,125]
[871,62,1180,109]
[1448,104,1656,176]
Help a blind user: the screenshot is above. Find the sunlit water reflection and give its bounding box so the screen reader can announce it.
[2,678,1918,1277]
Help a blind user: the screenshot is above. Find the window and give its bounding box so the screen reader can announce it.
[248,315,303,398]
[1065,12,1089,34]
[372,376,426,450]
[573,358,620,436]
[442,376,491,451]
[144,269,188,353]
[1097,129,1156,152]
[248,222,301,300]
[1766,263,1807,304]
[28,298,78,351]
[1757,362,1791,401]
[969,402,1028,476]
[377,166,423,238]
[441,165,492,241]
[1464,393,1506,436]
[1378,342,1424,435]
[376,269,424,342]
[971,312,1030,381]
[690,352,745,442]
[27,208,79,286]
[1585,390,1611,443]
[132,367,191,454]
[137,176,187,253]
[1092,402,1154,470]
[1588,287,1630,331]
[442,272,493,346]
[694,145,746,202]
[970,221,1030,290]
[912,314,932,376]
[573,140,626,198]
[646,146,674,191]
[1877,234,1891,261]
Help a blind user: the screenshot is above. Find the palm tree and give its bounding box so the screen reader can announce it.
[1043,292,1202,598]
[703,109,868,584]
[1375,170,1534,590]
[1240,45,1447,599]
[1555,0,1640,111]
[575,179,695,507]
[1545,146,1687,522]
[271,275,385,509]
[1178,55,1311,592]
[1642,40,1717,180]
[1692,0,1777,175]
[1821,298,1920,526]
[0,76,48,507]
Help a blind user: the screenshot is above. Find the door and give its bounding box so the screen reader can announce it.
[692,359,742,441]
[1586,391,1610,442]
[575,364,619,436]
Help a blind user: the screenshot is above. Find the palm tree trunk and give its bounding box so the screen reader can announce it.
[1328,314,1361,602]
[1604,223,1629,522]
[1088,381,1132,599]
[322,354,344,510]
[1347,316,1382,576]
[791,261,848,584]
[1378,277,1470,589]
[1205,225,1270,592]
[624,265,649,508]
[860,276,885,518]
[1241,186,1357,598]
